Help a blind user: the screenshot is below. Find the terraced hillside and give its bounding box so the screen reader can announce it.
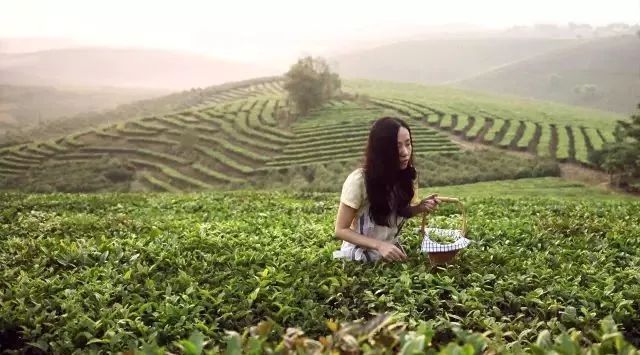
[0,76,284,147]
[269,100,459,168]
[0,94,464,192]
[350,80,623,166]
[1,79,624,192]
[0,106,281,189]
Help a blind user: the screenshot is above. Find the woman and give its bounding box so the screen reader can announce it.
[333,117,440,262]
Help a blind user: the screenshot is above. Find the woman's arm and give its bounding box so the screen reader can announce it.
[335,203,406,261]
[399,194,440,218]
[398,204,422,218]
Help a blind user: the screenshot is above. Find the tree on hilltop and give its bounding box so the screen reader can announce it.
[283,56,341,117]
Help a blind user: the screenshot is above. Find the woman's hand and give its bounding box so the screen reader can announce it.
[376,241,407,262]
[417,194,441,214]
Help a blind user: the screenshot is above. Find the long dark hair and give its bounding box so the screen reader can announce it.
[363,117,417,226]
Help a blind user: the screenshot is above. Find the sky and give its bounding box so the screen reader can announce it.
[1,0,639,67]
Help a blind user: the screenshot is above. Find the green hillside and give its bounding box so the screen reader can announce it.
[348,79,623,164]
[0,76,282,147]
[1,79,626,193]
[427,177,633,200]
[455,35,640,114]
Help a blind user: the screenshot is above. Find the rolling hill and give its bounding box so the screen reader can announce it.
[455,35,640,114]
[349,79,627,163]
[334,38,579,84]
[0,77,281,147]
[0,84,168,134]
[0,78,626,193]
[0,47,275,90]
[334,35,639,114]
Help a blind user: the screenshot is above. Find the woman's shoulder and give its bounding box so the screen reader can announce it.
[348,167,364,178]
[341,168,366,209]
[342,168,366,193]
[344,168,365,184]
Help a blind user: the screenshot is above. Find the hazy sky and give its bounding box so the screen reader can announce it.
[1,0,639,67]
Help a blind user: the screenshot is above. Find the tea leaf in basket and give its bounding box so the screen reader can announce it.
[427,231,456,244]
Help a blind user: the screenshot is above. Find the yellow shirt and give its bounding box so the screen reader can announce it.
[334,168,419,261]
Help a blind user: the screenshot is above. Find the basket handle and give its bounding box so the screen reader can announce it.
[420,196,467,236]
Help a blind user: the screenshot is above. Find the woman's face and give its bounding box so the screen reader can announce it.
[397,126,412,170]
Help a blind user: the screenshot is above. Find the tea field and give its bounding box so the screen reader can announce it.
[347,80,623,164]
[1,178,639,353]
[0,78,624,194]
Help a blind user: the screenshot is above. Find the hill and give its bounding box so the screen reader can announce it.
[455,35,640,114]
[0,77,281,146]
[0,94,554,193]
[333,38,579,84]
[333,36,639,114]
[1,78,628,193]
[0,84,167,134]
[348,79,624,163]
[0,47,274,90]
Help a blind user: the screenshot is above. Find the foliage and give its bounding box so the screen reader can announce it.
[1,189,639,353]
[2,157,135,193]
[0,80,623,194]
[1,77,282,146]
[283,57,341,116]
[591,104,640,191]
[141,314,639,354]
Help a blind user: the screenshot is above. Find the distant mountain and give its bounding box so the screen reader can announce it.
[0,84,167,131]
[455,35,640,114]
[0,47,276,90]
[333,38,579,84]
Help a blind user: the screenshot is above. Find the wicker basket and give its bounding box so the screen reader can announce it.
[419,196,470,266]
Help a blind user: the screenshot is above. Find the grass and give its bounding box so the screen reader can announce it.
[556,125,571,160]
[424,177,634,201]
[517,121,537,150]
[465,116,486,140]
[536,125,552,157]
[191,163,245,184]
[347,79,623,131]
[482,118,505,143]
[79,147,190,165]
[139,171,182,193]
[129,159,213,189]
[498,120,519,147]
[194,146,254,174]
